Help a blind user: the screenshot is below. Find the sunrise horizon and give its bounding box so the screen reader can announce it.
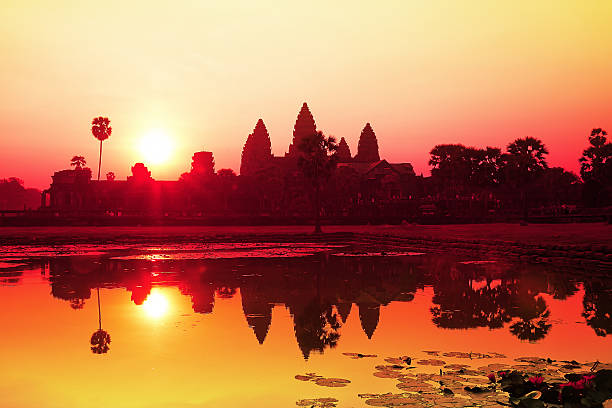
[2,1,612,189]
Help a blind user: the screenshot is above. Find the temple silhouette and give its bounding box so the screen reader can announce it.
[6,252,605,359]
[38,103,418,221]
[0,103,606,224]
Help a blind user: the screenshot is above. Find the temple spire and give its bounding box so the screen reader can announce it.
[240,119,273,176]
[287,102,317,156]
[337,137,352,162]
[354,123,380,162]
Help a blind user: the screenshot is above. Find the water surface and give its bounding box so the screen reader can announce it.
[0,244,610,407]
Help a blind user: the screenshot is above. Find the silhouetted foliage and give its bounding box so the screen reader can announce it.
[583,279,612,337]
[128,163,152,182]
[106,172,115,181]
[70,155,86,169]
[580,128,612,207]
[501,137,549,219]
[90,329,111,354]
[297,131,338,233]
[91,116,112,181]
[0,178,40,210]
[293,299,341,360]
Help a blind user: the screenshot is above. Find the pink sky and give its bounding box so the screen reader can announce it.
[1,1,611,188]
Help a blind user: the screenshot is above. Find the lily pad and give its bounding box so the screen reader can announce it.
[417,359,447,366]
[296,397,338,407]
[314,377,351,387]
[343,352,377,359]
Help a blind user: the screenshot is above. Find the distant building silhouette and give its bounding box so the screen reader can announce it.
[190,151,215,177]
[41,167,92,210]
[336,137,352,163]
[240,119,273,176]
[354,123,380,162]
[358,303,380,339]
[286,102,317,157]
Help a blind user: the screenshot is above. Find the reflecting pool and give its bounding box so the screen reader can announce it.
[0,243,610,407]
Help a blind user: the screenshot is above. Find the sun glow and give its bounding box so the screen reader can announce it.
[142,290,170,319]
[139,129,173,164]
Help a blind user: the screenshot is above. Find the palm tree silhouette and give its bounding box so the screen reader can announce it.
[90,286,111,354]
[297,131,338,233]
[502,137,549,221]
[70,155,86,169]
[91,117,112,181]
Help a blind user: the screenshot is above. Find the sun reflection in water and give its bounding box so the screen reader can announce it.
[142,290,170,319]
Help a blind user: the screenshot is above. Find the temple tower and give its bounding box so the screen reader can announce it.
[287,102,317,157]
[337,137,352,162]
[191,151,215,177]
[354,123,380,162]
[240,119,273,176]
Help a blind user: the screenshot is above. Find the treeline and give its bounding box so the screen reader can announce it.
[423,129,611,218]
[0,178,40,210]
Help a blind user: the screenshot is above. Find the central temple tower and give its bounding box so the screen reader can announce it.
[286,102,317,157]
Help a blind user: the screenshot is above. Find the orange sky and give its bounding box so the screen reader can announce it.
[1,0,612,188]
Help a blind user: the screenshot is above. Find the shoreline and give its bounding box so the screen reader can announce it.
[0,223,610,272]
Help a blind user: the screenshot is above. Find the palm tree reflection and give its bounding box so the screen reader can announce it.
[90,287,111,354]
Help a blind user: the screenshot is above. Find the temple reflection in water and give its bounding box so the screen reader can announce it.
[3,253,610,359]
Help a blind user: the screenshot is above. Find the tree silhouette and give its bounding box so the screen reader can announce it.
[70,155,86,169]
[90,286,111,354]
[293,299,341,359]
[128,163,152,182]
[501,137,549,220]
[106,171,115,181]
[297,131,338,233]
[215,169,238,212]
[509,300,551,342]
[579,128,612,206]
[583,279,612,337]
[91,117,112,181]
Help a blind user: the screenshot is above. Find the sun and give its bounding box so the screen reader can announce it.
[142,290,170,319]
[139,129,173,164]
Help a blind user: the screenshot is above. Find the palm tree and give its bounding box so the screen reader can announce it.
[90,286,111,354]
[502,137,549,221]
[70,155,86,169]
[579,128,612,207]
[297,131,338,233]
[91,117,112,181]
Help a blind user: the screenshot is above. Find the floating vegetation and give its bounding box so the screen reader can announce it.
[343,352,378,359]
[302,351,612,407]
[417,359,447,366]
[295,397,338,407]
[443,351,506,359]
[294,373,351,387]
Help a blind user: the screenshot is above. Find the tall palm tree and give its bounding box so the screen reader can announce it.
[502,137,548,221]
[90,286,111,354]
[91,117,112,181]
[297,131,338,233]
